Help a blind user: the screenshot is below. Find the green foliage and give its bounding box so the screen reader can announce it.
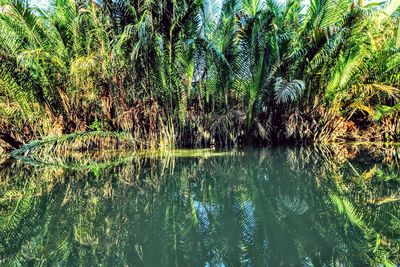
[0,0,399,148]
[274,77,305,104]
[88,119,103,131]
[11,131,136,157]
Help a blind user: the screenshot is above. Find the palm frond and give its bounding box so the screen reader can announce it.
[274,77,305,104]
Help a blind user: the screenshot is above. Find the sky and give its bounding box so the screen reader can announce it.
[30,0,50,10]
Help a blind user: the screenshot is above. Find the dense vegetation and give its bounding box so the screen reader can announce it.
[0,0,399,151]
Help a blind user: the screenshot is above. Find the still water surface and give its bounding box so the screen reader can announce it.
[0,146,399,266]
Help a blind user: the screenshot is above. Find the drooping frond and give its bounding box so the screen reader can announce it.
[274,77,305,104]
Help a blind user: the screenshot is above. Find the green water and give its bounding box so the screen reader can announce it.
[0,147,399,266]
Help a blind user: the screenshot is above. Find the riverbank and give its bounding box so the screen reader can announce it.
[2,104,399,155]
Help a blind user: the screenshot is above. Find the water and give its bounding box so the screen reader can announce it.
[0,146,399,266]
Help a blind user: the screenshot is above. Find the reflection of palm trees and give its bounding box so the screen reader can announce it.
[0,146,399,266]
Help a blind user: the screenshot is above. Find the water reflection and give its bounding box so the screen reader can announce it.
[0,146,399,266]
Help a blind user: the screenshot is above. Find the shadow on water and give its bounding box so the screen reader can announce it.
[0,145,399,266]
